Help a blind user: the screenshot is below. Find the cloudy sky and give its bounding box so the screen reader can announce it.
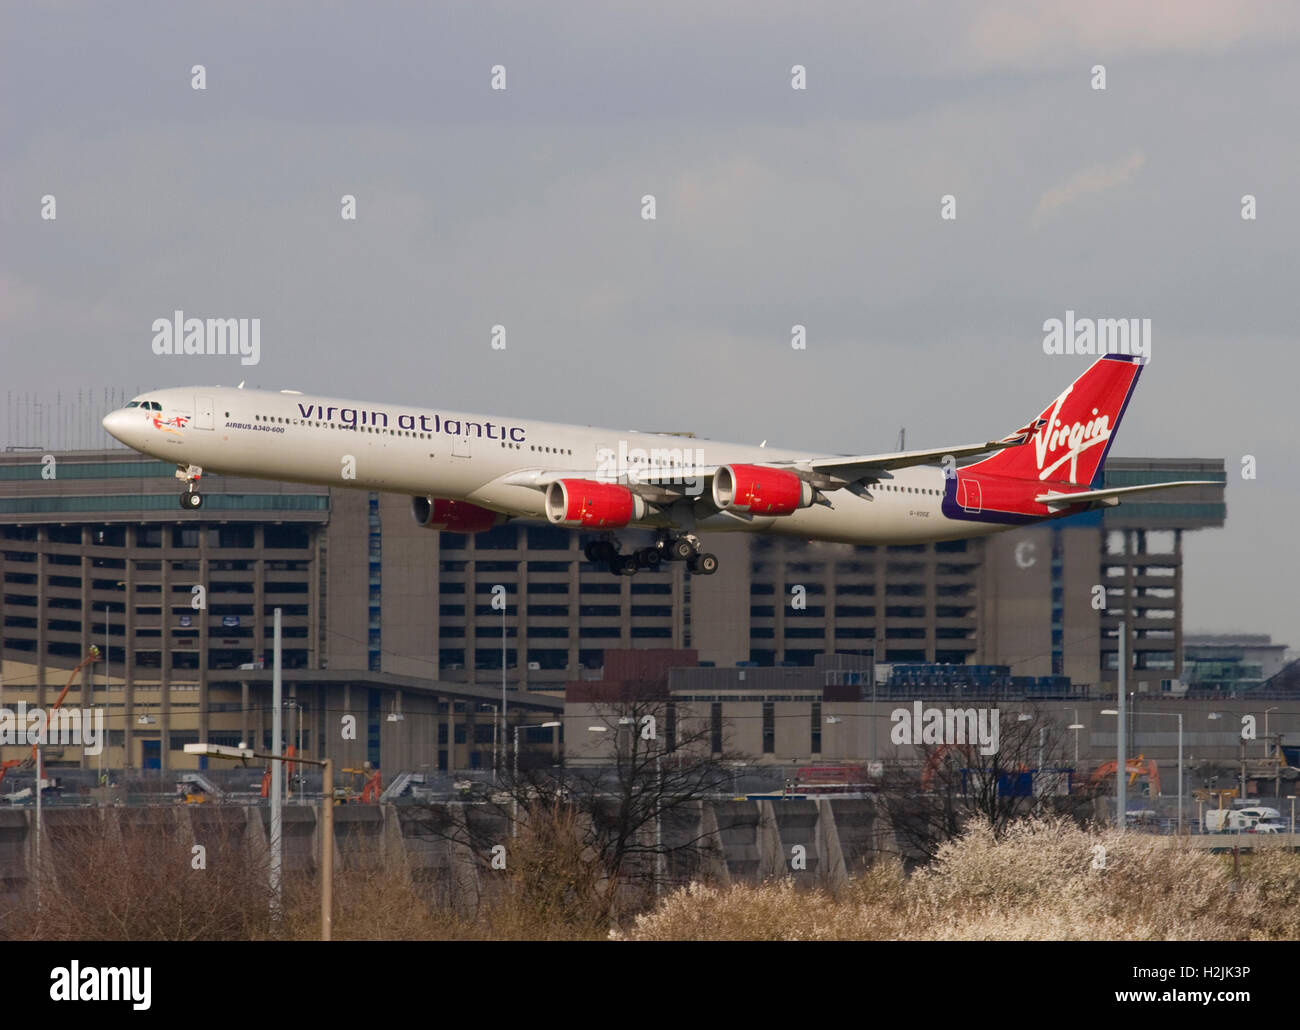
[3,1,1298,643]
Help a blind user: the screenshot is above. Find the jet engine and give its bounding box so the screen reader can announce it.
[410,496,505,534]
[545,480,648,528]
[712,464,814,516]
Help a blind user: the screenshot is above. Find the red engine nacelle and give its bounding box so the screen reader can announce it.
[712,464,814,516]
[545,479,648,528]
[410,496,504,534]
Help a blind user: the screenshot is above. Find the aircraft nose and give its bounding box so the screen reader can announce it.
[102,409,129,441]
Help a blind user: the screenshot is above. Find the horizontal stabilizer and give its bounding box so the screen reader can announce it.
[1035,480,1218,510]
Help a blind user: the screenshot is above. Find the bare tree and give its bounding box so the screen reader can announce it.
[408,689,750,921]
[880,707,1092,862]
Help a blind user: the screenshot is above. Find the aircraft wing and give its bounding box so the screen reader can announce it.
[1035,480,1219,511]
[765,419,1046,491]
[498,421,1045,502]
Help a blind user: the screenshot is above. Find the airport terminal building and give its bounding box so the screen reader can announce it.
[0,449,1224,773]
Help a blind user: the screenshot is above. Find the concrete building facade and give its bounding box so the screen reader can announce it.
[1,450,1225,777]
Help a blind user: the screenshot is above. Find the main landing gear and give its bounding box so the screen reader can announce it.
[583,532,718,577]
[177,464,204,510]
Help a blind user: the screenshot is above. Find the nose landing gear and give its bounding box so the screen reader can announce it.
[176,465,204,509]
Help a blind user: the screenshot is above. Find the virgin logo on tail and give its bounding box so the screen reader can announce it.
[1031,385,1111,482]
[961,353,1140,488]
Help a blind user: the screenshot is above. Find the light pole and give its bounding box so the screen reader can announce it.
[34,747,42,906]
[1016,714,1046,796]
[511,721,560,836]
[1264,707,1278,758]
[1017,707,1084,792]
[868,672,880,766]
[102,599,110,786]
[502,600,507,783]
[186,742,334,940]
[655,750,663,895]
[1117,619,1127,831]
[1209,711,1243,799]
[1105,708,1183,836]
[1068,709,1082,769]
[285,700,305,801]
[588,718,661,893]
[480,703,499,781]
[271,608,282,911]
[103,581,124,781]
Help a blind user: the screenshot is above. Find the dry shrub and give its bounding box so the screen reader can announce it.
[610,879,890,941]
[620,818,1300,942]
[13,810,1298,941]
[3,810,273,941]
[277,802,611,941]
[477,800,610,939]
[278,860,457,941]
[909,818,1262,940]
[1237,846,1300,939]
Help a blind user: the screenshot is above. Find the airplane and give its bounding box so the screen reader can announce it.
[101,352,1215,577]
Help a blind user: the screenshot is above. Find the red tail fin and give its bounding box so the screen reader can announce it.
[965,353,1143,487]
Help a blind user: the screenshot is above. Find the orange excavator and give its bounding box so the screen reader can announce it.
[259,745,296,798]
[0,644,101,790]
[341,766,382,802]
[919,743,1035,790]
[1088,755,1161,797]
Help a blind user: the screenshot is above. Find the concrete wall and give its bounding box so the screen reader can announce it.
[0,797,894,915]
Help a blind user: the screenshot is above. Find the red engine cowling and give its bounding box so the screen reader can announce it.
[545,479,648,528]
[712,464,814,516]
[410,496,504,534]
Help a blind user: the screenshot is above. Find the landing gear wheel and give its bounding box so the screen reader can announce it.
[585,540,617,564]
[636,548,662,571]
[612,554,639,576]
[180,491,203,510]
[696,552,719,575]
[669,538,695,562]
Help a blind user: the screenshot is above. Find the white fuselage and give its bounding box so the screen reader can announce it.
[102,386,1005,545]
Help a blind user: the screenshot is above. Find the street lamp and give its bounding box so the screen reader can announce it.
[285,699,305,802]
[185,742,334,941]
[1116,619,1128,831]
[514,721,562,781]
[1067,712,1083,768]
[1104,708,1183,836]
[511,721,561,836]
[480,702,499,780]
[1015,714,1048,795]
[102,581,125,780]
[588,718,662,894]
[1208,711,1245,799]
[501,597,508,780]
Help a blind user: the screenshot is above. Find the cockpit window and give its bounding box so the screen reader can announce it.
[126,401,140,408]
[153,402,163,410]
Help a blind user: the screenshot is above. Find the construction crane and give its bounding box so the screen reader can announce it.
[0,644,101,789]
